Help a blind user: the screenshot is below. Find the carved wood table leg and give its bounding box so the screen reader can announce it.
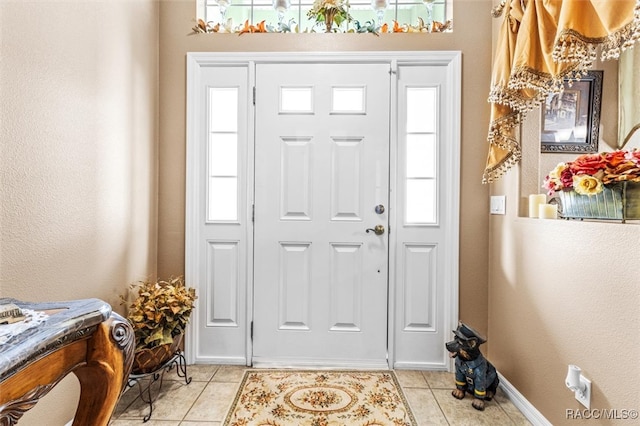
[72,314,134,426]
[0,298,134,426]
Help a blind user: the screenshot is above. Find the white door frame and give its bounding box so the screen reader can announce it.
[185,51,461,370]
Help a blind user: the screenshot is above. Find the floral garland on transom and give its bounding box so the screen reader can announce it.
[193,17,452,34]
[192,0,452,35]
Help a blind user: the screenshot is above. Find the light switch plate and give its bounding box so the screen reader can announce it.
[490,195,506,215]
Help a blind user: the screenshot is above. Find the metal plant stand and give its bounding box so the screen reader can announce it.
[125,350,191,422]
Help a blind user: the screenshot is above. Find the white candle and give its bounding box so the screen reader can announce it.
[538,203,558,219]
[528,194,546,218]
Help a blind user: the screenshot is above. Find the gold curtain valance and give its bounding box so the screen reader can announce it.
[483,0,640,183]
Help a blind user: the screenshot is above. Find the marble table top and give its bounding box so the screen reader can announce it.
[0,298,112,382]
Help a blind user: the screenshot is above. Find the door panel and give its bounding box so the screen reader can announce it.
[253,63,390,367]
[393,63,457,368]
[186,63,250,363]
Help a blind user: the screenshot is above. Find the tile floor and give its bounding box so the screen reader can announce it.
[110,365,532,425]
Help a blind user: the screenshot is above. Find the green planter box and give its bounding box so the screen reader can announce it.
[556,182,640,222]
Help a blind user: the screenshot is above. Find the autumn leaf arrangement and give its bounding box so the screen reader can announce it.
[543,149,640,196]
[122,276,197,352]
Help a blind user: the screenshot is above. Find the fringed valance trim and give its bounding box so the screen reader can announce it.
[488,85,537,113]
[487,117,521,152]
[509,62,584,94]
[552,1,640,65]
[487,132,521,155]
[483,106,522,183]
[490,61,584,127]
[601,2,640,59]
[491,0,507,18]
[482,148,521,184]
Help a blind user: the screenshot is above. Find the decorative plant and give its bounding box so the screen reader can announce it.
[307,0,352,32]
[123,276,197,351]
[543,149,640,196]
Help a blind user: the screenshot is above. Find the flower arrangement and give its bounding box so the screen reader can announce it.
[543,150,640,196]
[123,276,197,351]
[307,0,352,32]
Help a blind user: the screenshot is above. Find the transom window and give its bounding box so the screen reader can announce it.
[197,0,450,32]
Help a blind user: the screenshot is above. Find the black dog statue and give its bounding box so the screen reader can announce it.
[445,322,499,411]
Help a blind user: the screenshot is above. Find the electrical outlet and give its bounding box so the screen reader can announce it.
[490,195,506,215]
[575,376,591,409]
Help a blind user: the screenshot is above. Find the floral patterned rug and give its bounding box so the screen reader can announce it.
[223,370,417,426]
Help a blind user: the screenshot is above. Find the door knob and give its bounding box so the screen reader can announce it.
[366,225,385,235]
[374,204,385,214]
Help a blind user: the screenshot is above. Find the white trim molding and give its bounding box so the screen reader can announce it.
[498,372,552,426]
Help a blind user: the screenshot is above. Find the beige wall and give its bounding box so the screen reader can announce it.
[0,1,159,424]
[488,53,640,426]
[157,0,493,335]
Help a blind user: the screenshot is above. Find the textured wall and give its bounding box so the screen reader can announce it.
[157,0,494,337]
[0,1,159,424]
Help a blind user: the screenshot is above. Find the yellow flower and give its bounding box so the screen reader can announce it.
[572,174,603,196]
[549,162,568,180]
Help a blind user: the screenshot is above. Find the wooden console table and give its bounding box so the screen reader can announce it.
[0,298,134,425]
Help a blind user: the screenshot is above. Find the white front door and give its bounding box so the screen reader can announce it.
[186,52,461,369]
[252,63,391,367]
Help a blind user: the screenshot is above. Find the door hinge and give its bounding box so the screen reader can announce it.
[250,321,254,340]
[252,86,256,105]
[252,204,255,222]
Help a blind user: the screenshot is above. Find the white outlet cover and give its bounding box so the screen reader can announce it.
[490,195,506,215]
[575,376,591,409]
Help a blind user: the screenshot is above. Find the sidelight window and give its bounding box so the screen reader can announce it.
[207,87,240,222]
[404,87,437,224]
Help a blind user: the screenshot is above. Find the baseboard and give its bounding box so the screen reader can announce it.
[498,372,552,426]
[393,361,450,371]
[192,355,247,365]
[251,358,389,370]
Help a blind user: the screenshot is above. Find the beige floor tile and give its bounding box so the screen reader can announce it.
[432,388,515,426]
[211,365,247,383]
[113,383,147,418]
[403,388,449,426]
[180,422,222,426]
[422,370,455,389]
[494,388,532,425]
[183,364,220,382]
[183,380,240,422]
[394,369,429,388]
[110,420,179,425]
[120,380,206,421]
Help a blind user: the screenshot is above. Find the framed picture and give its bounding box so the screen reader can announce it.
[541,70,603,153]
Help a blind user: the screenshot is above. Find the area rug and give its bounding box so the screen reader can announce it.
[223,370,417,426]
